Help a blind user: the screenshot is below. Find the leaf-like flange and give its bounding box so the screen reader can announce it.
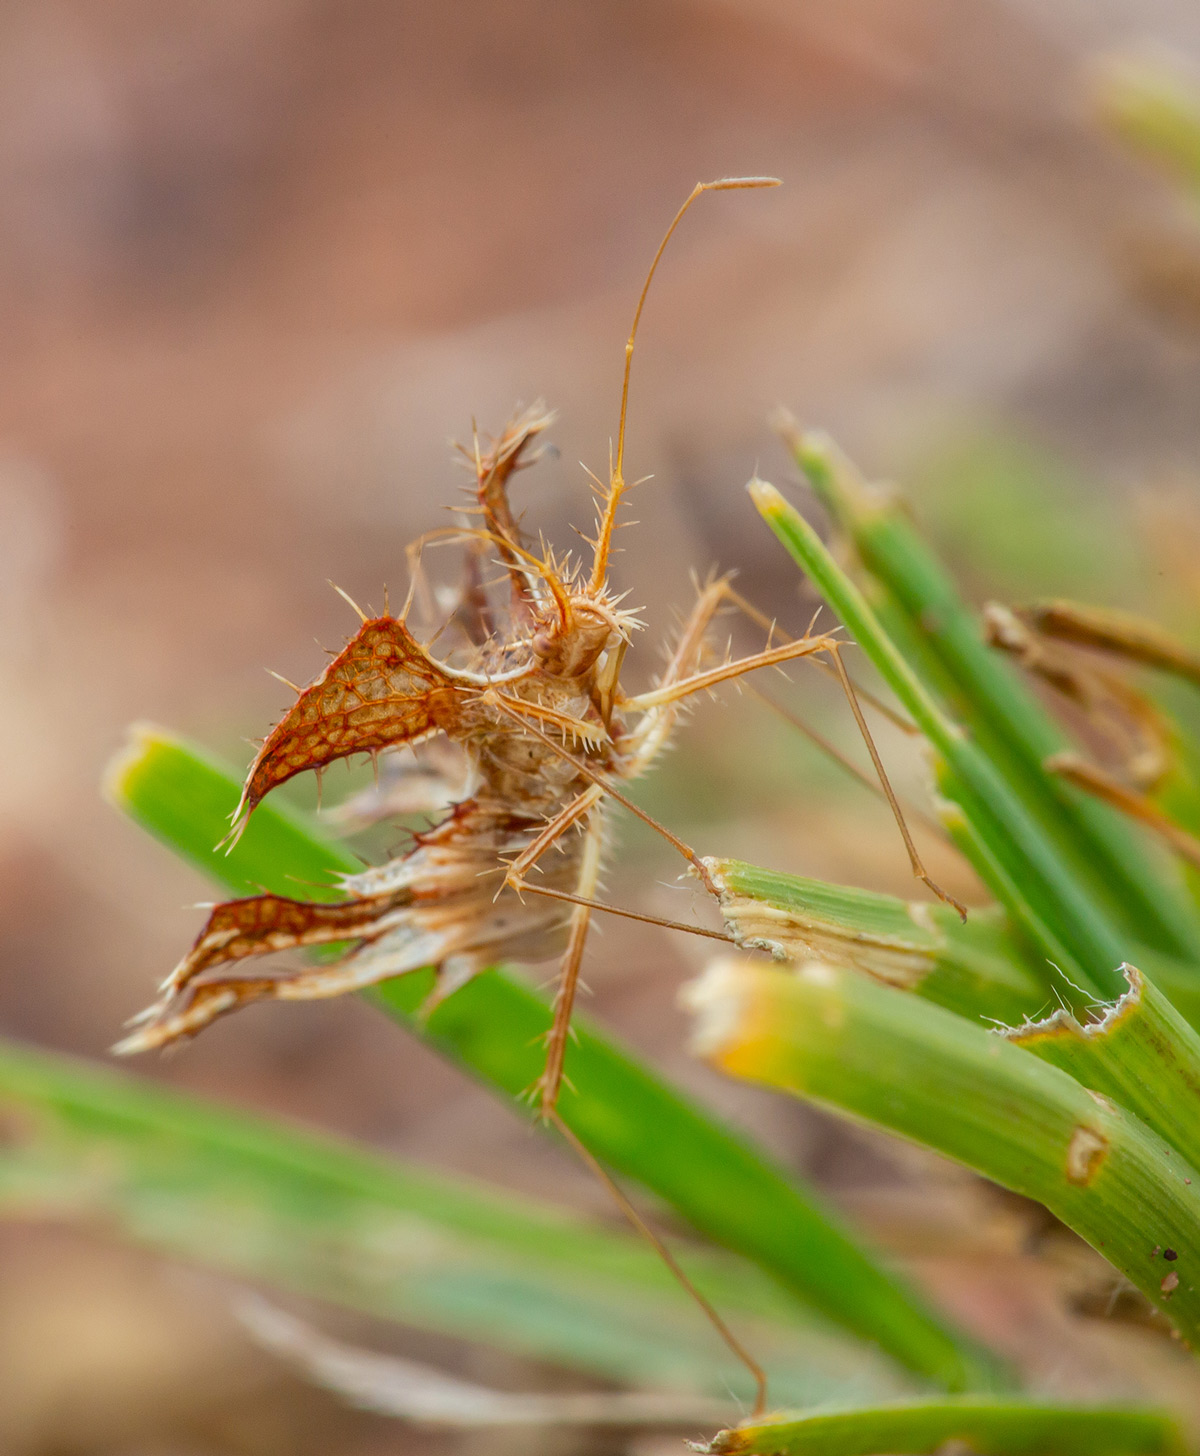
[230,616,471,841]
[114,886,420,1052]
[159,888,413,997]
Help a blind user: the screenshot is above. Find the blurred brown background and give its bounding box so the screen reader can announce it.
[3,1,1200,1452]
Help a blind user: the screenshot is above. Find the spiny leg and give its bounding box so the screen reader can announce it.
[480,622,765,1400]
[493,633,898,902]
[537,811,604,1120]
[492,698,700,897]
[620,571,844,765]
[498,742,733,954]
[549,1110,768,1418]
[623,632,843,713]
[620,573,750,771]
[495,725,759,1401]
[513,880,733,944]
[713,580,918,734]
[500,630,964,920]
[660,574,740,688]
[663,577,943,835]
[741,678,949,839]
[682,581,960,888]
[504,785,604,887]
[624,581,908,724]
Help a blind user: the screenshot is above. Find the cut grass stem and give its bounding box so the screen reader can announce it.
[688,956,1200,1345]
[703,1396,1188,1456]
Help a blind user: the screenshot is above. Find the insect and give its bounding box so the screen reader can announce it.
[117,177,959,1126]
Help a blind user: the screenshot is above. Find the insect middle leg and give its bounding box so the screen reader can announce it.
[504,784,604,887]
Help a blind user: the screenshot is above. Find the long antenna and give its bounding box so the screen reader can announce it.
[589,176,780,592]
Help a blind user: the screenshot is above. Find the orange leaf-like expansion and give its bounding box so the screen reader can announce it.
[114,884,422,1051]
[230,616,469,841]
[160,888,413,994]
[117,796,580,1052]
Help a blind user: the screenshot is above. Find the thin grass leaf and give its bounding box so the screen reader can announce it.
[932,767,1098,997]
[705,858,1045,1024]
[701,1397,1188,1456]
[105,724,999,1390]
[0,1035,893,1405]
[687,956,1200,1342]
[782,434,1200,961]
[107,722,358,899]
[1157,739,1200,913]
[238,1296,739,1427]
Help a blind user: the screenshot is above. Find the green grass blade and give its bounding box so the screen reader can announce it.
[786,434,1200,960]
[370,967,1002,1392]
[0,1036,898,1404]
[1153,732,1200,911]
[105,725,998,1391]
[1127,944,1200,1031]
[705,857,1046,1024]
[750,479,1127,997]
[1009,963,1200,1174]
[933,788,1200,1035]
[1094,52,1200,200]
[106,722,360,897]
[933,770,1097,997]
[703,1397,1188,1456]
[688,957,1200,1343]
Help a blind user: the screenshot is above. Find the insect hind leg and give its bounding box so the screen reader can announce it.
[626,608,967,918]
[534,811,604,1121]
[823,640,967,919]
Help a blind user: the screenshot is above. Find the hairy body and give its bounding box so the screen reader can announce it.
[119,179,953,1130]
